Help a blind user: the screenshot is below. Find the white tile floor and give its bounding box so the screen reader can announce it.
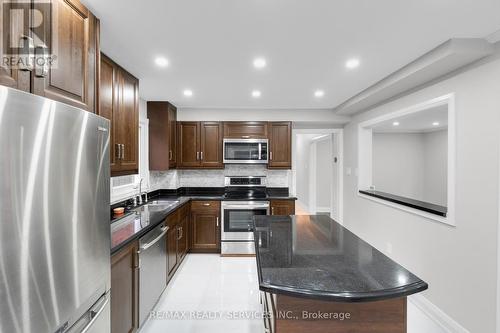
[139,254,445,333]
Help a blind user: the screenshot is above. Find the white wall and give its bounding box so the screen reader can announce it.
[423,130,448,206]
[373,133,425,200]
[316,138,332,209]
[295,135,313,208]
[372,130,448,206]
[343,54,500,332]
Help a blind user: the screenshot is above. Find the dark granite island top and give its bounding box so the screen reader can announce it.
[253,215,428,303]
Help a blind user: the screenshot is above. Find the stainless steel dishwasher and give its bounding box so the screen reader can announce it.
[137,222,169,327]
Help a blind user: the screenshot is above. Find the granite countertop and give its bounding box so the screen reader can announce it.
[253,215,428,302]
[110,192,297,255]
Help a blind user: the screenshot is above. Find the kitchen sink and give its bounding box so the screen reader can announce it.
[147,200,179,206]
[133,200,179,213]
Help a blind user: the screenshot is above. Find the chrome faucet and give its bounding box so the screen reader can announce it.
[137,178,144,205]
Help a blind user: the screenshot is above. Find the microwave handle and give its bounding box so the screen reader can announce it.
[258,143,262,160]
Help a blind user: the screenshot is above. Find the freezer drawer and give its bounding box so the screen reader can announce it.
[67,292,110,333]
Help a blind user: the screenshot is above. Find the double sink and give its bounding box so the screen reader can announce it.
[134,200,180,212]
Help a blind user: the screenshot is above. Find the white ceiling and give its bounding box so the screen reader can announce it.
[82,0,500,110]
[372,105,448,133]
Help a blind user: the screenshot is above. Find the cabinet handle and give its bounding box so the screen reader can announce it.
[34,45,49,78]
[200,151,203,160]
[241,135,250,139]
[121,144,125,160]
[169,150,173,161]
[177,226,182,241]
[203,203,210,206]
[196,151,200,160]
[271,207,275,215]
[116,144,121,159]
[216,217,219,227]
[270,152,273,161]
[18,35,34,71]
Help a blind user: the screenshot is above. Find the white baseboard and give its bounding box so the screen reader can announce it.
[409,294,469,333]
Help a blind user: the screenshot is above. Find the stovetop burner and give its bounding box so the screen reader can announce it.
[224,176,268,200]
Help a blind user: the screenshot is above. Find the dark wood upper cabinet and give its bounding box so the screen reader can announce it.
[0,0,99,112]
[99,55,118,170]
[168,104,177,168]
[0,0,30,92]
[190,201,220,253]
[270,200,296,216]
[200,122,223,168]
[111,241,139,333]
[33,0,98,112]
[98,53,139,176]
[148,102,177,171]
[178,122,200,168]
[223,121,268,139]
[268,121,292,169]
[177,121,223,169]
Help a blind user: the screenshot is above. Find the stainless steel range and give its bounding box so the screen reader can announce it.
[221,176,269,255]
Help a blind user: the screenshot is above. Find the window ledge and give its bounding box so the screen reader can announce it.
[358,190,454,226]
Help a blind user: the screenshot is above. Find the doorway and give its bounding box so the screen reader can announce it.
[292,129,343,223]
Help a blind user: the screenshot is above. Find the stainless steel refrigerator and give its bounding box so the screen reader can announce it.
[0,86,111,333]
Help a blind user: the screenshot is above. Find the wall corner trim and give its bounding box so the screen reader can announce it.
[409,294,470,333]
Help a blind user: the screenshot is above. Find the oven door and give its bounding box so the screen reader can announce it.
[222,202,269,240]
[223,139,268,164]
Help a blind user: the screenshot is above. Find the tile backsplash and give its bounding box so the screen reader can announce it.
[150,165,291,190]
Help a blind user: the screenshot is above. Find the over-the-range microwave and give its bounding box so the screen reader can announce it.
[223,138,268,164]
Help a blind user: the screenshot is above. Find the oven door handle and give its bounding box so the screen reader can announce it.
[223,205,270,210]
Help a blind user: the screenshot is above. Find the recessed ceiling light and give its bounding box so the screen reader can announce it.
[314,90,325,98]
[345,58,360,69]
[155,56,169,67]
[253,57,267,69]
[183,89,193,97]
[392,121,400,126]
[432,122,440,126]
[252,90,261,98]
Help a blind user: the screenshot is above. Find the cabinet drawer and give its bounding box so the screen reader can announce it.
[191,200,220,212]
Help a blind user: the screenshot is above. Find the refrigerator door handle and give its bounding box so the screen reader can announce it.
[80,293,110,333]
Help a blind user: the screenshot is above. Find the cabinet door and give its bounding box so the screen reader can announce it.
[98,54,119,172]
[178,214,188,260]
[33,0,98,112]
[270,200,295,216]
[178,122,200,168]
[147,102,170,171]
[200,122,223,168]
[268,122,292,169]
[223,122,268,139]
[191,201,220,252]
[114,68,139,175]
[0,0,30,91]
[166,224,178,278]
[111,241,138,333]
[168,104,177,168]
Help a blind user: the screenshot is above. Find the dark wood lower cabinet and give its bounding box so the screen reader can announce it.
[166,211,179,280]
[111,241,139,333]
[191,201,220,253]
[270,200,296,216]
[166,203,190,281]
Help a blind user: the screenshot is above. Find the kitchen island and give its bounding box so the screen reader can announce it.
[253,215,428,333]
